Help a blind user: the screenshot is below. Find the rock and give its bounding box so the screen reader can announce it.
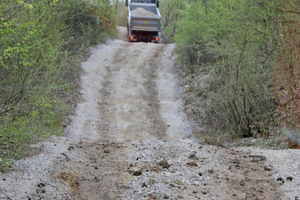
[276,177,283,182]
[186,108,193,115]
[61,121,69,127]
[192,181,199,186]
[264,166,272,171]
[133,170,142,176]
[249,155,266,162]
[286,176,293,181]
[158,158,170,169]
[201,190,209,195]
[149,179,156,185]
[163,195,170,199]
[188,153,198,160]
[127,167,142,176]
[142,182,147,188]
[68,146,74,151]
[208,169,214,173]
[276,177,284,184]
[65,118,71,123]
[150,166,162,173]
[147,194,158,200]
[37,183,46,187]
[174,180,185,186]
[186,161,198,167]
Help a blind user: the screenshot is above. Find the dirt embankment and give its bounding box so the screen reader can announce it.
[0,27,299,200]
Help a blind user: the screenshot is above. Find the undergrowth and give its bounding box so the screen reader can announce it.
[172,0,279,144]
[161,0,300,147]
[0,0,116,173]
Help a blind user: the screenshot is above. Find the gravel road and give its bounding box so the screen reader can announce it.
[0,27,300,200]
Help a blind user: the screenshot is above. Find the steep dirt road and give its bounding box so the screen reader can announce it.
[0,27,300,200]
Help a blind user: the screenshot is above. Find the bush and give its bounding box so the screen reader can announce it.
[0,0,116,172]
[174,0,279,143]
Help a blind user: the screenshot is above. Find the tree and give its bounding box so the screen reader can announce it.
[174,0,279,142]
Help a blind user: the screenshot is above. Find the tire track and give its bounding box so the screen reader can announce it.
[97,42,167,141]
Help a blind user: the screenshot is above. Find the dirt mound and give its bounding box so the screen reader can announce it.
[131,8,158,18]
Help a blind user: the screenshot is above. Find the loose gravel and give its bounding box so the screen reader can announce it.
[0,27,299,200]
[131,8,158,18]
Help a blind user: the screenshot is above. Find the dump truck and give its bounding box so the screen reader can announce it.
[125,0,161,43]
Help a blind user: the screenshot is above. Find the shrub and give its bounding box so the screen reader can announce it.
[0,0,116,172]
[174,0,279,143]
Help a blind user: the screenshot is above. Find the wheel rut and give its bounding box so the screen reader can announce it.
[0,28,297,200]
[66,42,170,199]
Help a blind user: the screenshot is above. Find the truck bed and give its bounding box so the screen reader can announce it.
[130,4,158,18]
[127,2,161,42]
[131,7,158,18]
[128,3,161,31]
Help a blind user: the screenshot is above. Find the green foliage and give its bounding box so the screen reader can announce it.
[0,95,71,171]
[0,0,117,172]
[65,3,104,52]
[115,1,128,26]
[160,0,185,40]
[0,0,71,117]
[175,0,280,142]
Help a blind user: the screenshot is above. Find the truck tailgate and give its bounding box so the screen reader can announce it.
[131,18,160,30]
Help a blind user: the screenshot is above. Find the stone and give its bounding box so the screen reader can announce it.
[192,181,199,186]
[127,167,142,176]
[159,158,170,169]
[149,180,156,185]
[37,183,46,187]
[186,109,193,115]
[188,153,198,160]
[150,166,162,173]
[61,121,69,127]
[264,166,272,171]
[201,190,209,195]
[186,161,198,167]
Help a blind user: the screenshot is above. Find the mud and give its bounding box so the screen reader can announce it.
[0,27,299,200]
